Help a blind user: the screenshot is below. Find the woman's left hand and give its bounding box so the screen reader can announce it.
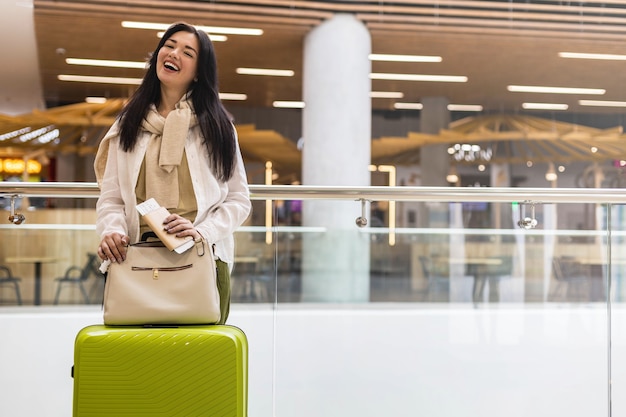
[163,214,202,241]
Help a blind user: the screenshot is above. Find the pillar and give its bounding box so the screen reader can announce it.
[301,14,371,302]
[0,1,44,115]
[419,97,450,231]
[419,97,450,187]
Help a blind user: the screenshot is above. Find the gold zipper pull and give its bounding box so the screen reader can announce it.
[153,268,159,279]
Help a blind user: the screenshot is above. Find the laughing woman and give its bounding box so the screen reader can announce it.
[94,22,251,324]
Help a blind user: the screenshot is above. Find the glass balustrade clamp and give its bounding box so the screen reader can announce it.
[517,200,539,230]
[355,198,369,228]
[7,195,25,225]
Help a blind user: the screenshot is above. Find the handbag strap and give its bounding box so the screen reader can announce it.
[194,238,206,256]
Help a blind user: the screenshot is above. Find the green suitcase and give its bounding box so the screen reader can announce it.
[72,325,248,417]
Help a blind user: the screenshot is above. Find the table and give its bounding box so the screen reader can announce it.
[5,256,59,305]
[576,258,626,302]
[422,256,507,302]
[451,257,506,302]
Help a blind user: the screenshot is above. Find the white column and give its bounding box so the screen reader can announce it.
[0,1,44,114]
[419,97,450,187]
[490,163,511,229]
[301,14,371,302]
[419,97,450,232]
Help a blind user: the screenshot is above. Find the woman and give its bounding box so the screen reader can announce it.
[94,22,251,324]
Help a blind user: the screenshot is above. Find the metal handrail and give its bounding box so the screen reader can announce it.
[0,181,625,204]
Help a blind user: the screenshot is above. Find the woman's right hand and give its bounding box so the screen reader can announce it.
[98,232,129,263]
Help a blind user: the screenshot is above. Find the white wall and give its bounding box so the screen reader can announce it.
[1,303,624,417]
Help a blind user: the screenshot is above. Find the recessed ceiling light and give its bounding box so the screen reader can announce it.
[122,21,263,36]
[219,93,247,101]
[579,99,626,107]
[508,85,605,95]
[447,104,483,112]
[66,58,146,69]
[369,54,442,63]
[236,68,294,77]
[370,91,404,98]
[58,74,142,85]
[559,52,626,61]
[273,101,305,108]
[522,102,569,110]
[394,102,423,110]
[371,73,467,82]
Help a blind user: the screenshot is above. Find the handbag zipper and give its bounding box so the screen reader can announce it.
[131,264,193,279]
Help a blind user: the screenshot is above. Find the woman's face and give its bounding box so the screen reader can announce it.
[156,30,200,92]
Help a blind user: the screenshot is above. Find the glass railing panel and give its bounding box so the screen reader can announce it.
[0,184,620,417]
[240,198,610,306]
[0,205,101,306]
[609,203,626,417]
[269,198,609,417]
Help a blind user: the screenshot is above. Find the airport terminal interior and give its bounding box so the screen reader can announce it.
[3,1,626,416]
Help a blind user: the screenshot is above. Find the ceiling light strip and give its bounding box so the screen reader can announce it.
[156,32,227,41]
[559,52,626,61]
[579,100,626,107]
[392,103,482,111]
[371,73,468,82]
[237,68,294,76]
[273,101,305,108]
[0,127,30,142]
[85,97,108,104]
[369,53,442,63]
[219,93,248,101]
[66,58,146,69]
[394,102,423,110]
[370,91,404,98]
[447,104,483,112]
[508,85,605,95]
[58,74,143,85]
[122,21,263,36]
[522,103,569,110]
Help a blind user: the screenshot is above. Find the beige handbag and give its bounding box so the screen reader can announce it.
[103,239,220,325]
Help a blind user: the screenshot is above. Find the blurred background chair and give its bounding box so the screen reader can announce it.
[419,255,450,301]
[550,256,590,302]
[53,253,100,304]
[0,265,22,305]
[232,251,280,302]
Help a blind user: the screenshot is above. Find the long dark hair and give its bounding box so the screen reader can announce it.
[117,22,236,181]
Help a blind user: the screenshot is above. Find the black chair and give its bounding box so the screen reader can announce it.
[53,253,100,304]
[0,265,22,305]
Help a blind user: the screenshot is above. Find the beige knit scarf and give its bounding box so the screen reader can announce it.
[141,97,198,208]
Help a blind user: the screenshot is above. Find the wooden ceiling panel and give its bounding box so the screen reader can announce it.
[29,0,626,114]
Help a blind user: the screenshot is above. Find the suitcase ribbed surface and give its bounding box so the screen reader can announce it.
[73,325,247,417]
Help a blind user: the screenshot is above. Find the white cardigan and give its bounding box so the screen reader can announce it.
[94,120,251,266]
